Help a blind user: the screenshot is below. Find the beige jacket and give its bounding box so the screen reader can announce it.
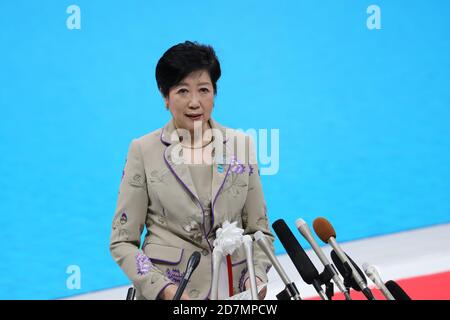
[109,118,274,300]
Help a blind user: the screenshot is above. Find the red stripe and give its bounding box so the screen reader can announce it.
[308,270,450,300]
[226,255,234,297]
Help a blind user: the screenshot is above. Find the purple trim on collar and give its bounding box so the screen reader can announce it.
[163,149,206,229]
[148,248,184,265]
[160,128,171,146]
[160,119,229,147]
[162,146,214,255]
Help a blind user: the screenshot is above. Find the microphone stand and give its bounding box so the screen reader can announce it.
[332,251,375,300]
[276,282,301,300]
[301,266,335,300]
[317,266,335,300]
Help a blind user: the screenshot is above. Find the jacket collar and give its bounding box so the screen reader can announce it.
[160,118,228,146]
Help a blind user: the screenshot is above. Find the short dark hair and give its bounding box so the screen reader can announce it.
[155,41,221,97]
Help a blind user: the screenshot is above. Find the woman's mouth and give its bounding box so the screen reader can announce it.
[185,114,203,121]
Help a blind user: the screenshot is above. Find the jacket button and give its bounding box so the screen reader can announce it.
[150,275,158,284]
[201,249,209,256]
[189,289,200,298]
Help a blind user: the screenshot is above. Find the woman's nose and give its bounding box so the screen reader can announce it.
[188,93,200,108]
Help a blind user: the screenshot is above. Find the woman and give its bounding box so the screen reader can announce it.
[110,41,274,300]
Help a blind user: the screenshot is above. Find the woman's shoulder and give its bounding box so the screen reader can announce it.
[132,127,164,148]
[222,127,255,147]
[212,120,252,142]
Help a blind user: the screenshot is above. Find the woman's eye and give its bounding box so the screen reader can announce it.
[200,88,210,93]
[177,88,188,94]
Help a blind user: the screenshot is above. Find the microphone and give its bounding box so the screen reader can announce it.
[362,263,395,300]
[272,219,328,300]
[385,280,412,300]
[254,230,302,300]
[295,218,351,300]
[313,217,376,300]
[242,235,258,300]
[330,250,368,291]
[210,246,223,300]
[126,287,136,300]
[173,251,201,300]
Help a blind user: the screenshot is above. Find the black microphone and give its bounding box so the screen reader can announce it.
[385,280,412,300]
[331,250,376,300]
[330,250,368,293]
[173,251,201,300]
[272,219,328,300]
[126,287,136,300]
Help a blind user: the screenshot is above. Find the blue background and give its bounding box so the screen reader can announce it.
[1,0,449,299]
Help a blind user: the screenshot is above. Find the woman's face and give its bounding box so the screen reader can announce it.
[164,70,214,135]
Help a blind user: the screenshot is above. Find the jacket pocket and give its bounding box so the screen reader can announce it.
[143,243,184,265]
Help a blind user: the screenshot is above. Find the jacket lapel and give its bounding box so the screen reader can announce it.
[208,120,233,236]
[161,119,200,201]
[164,143,200,201]
[211,138,231,208]
[160,118,233,236]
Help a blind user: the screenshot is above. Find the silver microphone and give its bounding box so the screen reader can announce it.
[295,218,351,300]
[210,246,223,300]
[242,235,258,300]
[363,263,395,300]
[254,231,301,300]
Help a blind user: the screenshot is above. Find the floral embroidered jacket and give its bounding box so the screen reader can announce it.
[109,118,274,300]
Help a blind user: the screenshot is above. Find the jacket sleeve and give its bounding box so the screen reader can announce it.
[109,139,173,300]
[240,136,275,290]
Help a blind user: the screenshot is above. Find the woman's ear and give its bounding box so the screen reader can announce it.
[159,89,169,109]
[163,96,169,110]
